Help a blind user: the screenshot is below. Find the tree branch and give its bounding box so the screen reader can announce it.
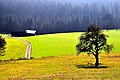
[92,52,96,57]
[91,48,96,53]
[90,50,96,56]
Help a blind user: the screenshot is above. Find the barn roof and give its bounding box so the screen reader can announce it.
[26,30,36,34]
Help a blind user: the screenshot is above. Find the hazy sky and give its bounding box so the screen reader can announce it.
[55,0,120,4]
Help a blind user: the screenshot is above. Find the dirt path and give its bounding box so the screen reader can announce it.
[24,40,32,59]
[8,36,32,59]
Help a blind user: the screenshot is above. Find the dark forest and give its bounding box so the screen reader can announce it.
[0,0,120,34]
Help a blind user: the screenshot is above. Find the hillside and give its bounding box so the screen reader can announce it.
[23,30,120,58]
[0,0,120,79]
[0,30,120,79]
[0,37,26,60]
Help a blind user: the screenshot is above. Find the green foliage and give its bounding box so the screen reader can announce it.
[76,25,113,67]
[0,36,6,56]
[76,25,112,54]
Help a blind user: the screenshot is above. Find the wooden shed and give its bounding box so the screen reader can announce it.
[11,30,36,37]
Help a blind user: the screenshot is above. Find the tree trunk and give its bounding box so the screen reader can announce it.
[95,53,99,67]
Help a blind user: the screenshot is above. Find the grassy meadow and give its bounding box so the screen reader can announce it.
[23,32,82,58]
[0,30,120,79]
[0,36,27,60]
[0,53,119,79]
[104,30,120,52]
[23,30,120,58]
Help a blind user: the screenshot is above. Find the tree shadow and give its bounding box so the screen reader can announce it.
[76,64,108,69]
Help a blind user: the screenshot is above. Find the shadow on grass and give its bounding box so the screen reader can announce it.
[0,57,34,64]
[76,64,108,69]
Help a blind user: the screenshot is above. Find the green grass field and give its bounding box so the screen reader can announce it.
[104,30,120,52]
[23,30,120,58]
[23,33,82,58]
[0,37,27,60]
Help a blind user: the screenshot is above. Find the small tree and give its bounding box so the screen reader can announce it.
[0,35,6,56]
[76,25,113,67]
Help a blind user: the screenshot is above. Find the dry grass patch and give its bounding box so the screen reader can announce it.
[0,52,120,80]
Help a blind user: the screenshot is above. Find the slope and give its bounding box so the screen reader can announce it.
[23,30,120,58]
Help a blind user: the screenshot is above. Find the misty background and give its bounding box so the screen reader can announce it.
[0,0,120,34]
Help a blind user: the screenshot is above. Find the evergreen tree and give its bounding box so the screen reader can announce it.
[0,36,6,56]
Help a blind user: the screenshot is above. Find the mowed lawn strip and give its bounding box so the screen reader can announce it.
[23,30,120,58]
[0,37,27,60]
[0,52,119,79]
